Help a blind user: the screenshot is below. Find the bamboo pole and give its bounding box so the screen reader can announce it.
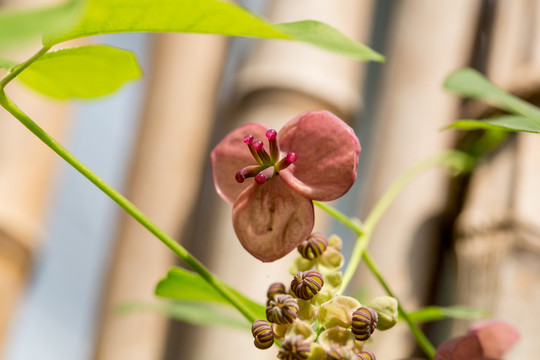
[354,1,481,357]
[92,33,228,360]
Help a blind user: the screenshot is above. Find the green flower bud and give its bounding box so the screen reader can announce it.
[318,296,361,329]
[288,254,314,276]
[318,327,356,351]
[306,343,326,360]
[316,248,344,274]
[368,296,398,331]
[327,234,342,250]
[297,298,318,325]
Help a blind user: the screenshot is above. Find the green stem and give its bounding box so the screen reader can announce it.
[0,89,258,324]
[363,150,473,234]
[0,46,51,88]
[363,252,436,358]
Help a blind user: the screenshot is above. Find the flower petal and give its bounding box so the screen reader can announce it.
[232,176,314,262]
[468,321,520,359]
[434,335,483,360]
[278,110,361,201]
[210,123,268,203]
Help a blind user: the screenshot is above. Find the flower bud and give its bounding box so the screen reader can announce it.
[266,282,286,304]
[251,319,274,350]
[297,232,328,260]
[266,294,299,324]
[368,296,398,331]
[351,307,378,341]
[318,295,360,329]
[291,270,324,300]
[278,335,311,360]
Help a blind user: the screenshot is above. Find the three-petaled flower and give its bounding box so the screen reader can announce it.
[211,110,360,262]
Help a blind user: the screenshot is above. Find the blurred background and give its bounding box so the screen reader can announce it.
[1,0,539,359]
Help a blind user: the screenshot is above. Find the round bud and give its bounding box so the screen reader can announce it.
[358,350,376,360]
[286,152,297,163]
[266,282,287,304]
[297,233,328,260]
[278,335,311,360]
[266,294,299,324]
[243,134,254,144]
[352,307,378,341]
[251,319,274,350]
[291,270,324,300]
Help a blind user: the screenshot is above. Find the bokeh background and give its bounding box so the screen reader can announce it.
[1,0,539,359]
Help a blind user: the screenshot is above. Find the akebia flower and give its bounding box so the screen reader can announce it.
[433,321,519,360]
[211,110,361,262]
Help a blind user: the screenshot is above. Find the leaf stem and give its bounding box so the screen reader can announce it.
[0,46,51,88]
[0,89,258,324]
[363,252,436,358]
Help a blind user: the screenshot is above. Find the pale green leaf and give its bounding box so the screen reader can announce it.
[275,21,384,62]
[447,115,540,134]
[155,267,266,320]
[118,301,249,330]
[17,45,141,99]
[406,306,488,323]
[444,68,540,124]
[43,0,384,62]
[0,0,84,51]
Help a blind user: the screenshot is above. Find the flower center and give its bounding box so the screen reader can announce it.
[235,129,296,185]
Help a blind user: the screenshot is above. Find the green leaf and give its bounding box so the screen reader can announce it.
[43,0,384,62]
[275,21,384,62]
[444,68,540,124]
[447,115,540,134]
[155,267,266,320]
[0,57,18,71]
[405,306,488,323]
[0,0,84,51]
[17,45,141,99]
[118,301,249,331]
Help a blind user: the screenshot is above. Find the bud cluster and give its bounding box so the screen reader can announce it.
[250,233,399,359]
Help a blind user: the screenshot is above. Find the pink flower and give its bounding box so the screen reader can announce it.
[210,110,360,262]
[434,321,520,360]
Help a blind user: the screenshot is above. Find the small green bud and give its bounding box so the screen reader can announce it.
[316,248,344,274]
[327,234,342,250]
[296,298,318,325]
[318,327,356,351]
[318,296,361,329]
[288,255,314,276]
[306,343,326,360]
[368,296,398,330]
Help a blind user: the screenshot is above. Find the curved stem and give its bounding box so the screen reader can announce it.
[363,252,436,358]
[0,89,258,323]
[363,150,472,233]
[0,46,51,88]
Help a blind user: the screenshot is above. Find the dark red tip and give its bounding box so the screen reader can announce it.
[243,134,254,144]
[253,140,264,151]
[255,173,266,184]
[266,129,277,140]
[235,172,245,183]
[287,152,297,163]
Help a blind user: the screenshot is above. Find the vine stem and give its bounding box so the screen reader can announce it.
[0,48,258,324]
[363,252,436,358]
[315,150,473,359]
